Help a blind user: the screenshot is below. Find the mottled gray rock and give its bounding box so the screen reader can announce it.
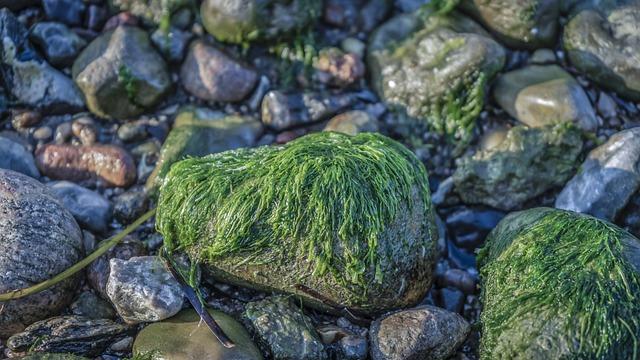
[564,4,640,100]
[133,309,263,360]
[370,305,470,360]
[30,22,87,67]
[112,189,148,223]
[151,26,193,63]
[180,40,257,102]
[48,181,111,233]
[72,26,171,119]
[244,296,327,360]
[556,127,640,220]
[460,0,559,49]
[493,65,597,131]
[87,239,147,298]
[0,9,84,113]
[7,316,129,357]
[453,124,583,210]
[70,291,116,320]
[324,110,380,135]
[0,169,83,337]
[106,256,184,323]
[0,136,39,178]
[146,107,262,194]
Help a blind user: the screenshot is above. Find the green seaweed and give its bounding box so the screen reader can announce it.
[118,65,139,105]
[479,209,640,359]
[156,132,431,291]
[419,0,461,16]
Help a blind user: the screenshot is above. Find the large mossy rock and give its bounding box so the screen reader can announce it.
[200,0,322,44]
[453,123,582,211]
[459,0,559,49]
[479,208,640,359]
[368,10,505,144]
[563,3,640,100]
[156,132,437,315]
[145,107,263,194]
[72,26,171,119]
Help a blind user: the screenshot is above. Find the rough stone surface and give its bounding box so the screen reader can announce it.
[30,22,87,67]
[87,239,147,298]
[0,136,40,178]
[453,124,583,210]
[35,144,137,188]
[7,316,129,357]
[556,127,640,220]
[48,181,111,233]
[369,305,470,360]
[133,309,263,360]
[324,110,380,136]
[0,169,83,338]
[72,26,171,119]
[244,296,327,360]
[493,65,597,131]
[70,291,116,320]
[106,256,184,324]
[180,40,257,102]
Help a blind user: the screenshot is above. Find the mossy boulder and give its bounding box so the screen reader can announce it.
[459,0,559,49]
[200,0,322,44]
[145,107,263,194]
[156,132,437,315]
[563,3,640,100]
[453,123,582,211]
[368,10,505,145]
[479,208,640,359]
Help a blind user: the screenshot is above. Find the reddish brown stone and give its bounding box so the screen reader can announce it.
[36,144,136,187]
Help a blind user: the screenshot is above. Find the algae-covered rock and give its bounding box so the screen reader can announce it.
[156,132,437,315]
[368,10,505,145]
[200,0,322,44]
[459,0,559,49]
[453,124,582,210]
[479,208,640,359]
[133,308,262,360]
[145,107,263,194]
[563,4,640,100]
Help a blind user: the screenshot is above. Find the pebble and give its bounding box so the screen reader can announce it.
[48,181,111,233]
[324,110,380,136]
[597,92,618,119]
[11,109,42,129]
[314,48,365,87]
[33,126,53,141]
[445,207,505,250]
[71,116,98,146]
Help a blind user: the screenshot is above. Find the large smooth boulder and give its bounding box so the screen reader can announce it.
[0,170,83,337]
[72,26,171,119]
[156,132,438,315]
[368,10,505,143]
[479,208,640,359]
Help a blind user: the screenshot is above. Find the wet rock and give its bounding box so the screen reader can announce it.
[445,207,505,250]
[370,305,470,360]
[564,4,640,100]
[71,116,98,146]
[113,189,148,223]
[201,0,321,43]
[453,124,583,210]
[460,0,559,49]
[70,291,116,320]
[244,296,327,360]
[261,91,357,131]
[440,269,477,295]
[43,0,86,26]
[180,40,257,102]
[493,65,597,131]
[19,354,90,360]
[338,335,368,360]
[314,48,365,87]
[48,181,111,233]
[151,26,193,63]
[0,169,83,337]
[133,308,262,359]
[35,144,137,188]
[324,110,380,135]
[480,207,640,359]
[146,107,262,194]
[30,22,87,67]
[0,9,84,113]
[72,26,171,119]
[435,287,465,314]
[597,92,618,118]
[106,256,184,324]
[0,136,40,178]
[34,126,53,142]
[88,239,147,298]
[556,127,640,220]
[529,48,557,64]
[7,316,129,357]
[368,11,505,141]
[110,0,190,25]
[11,109,42,129]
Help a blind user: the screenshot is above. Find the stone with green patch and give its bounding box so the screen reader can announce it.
[109,0,191,26]
[453,123,582,211]
[156,132,437,315]
[367,10,505,147]
[479,208,640,359]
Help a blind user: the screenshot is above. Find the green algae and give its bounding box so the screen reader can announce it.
[156,132,431,291]
[479,208,640,359]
